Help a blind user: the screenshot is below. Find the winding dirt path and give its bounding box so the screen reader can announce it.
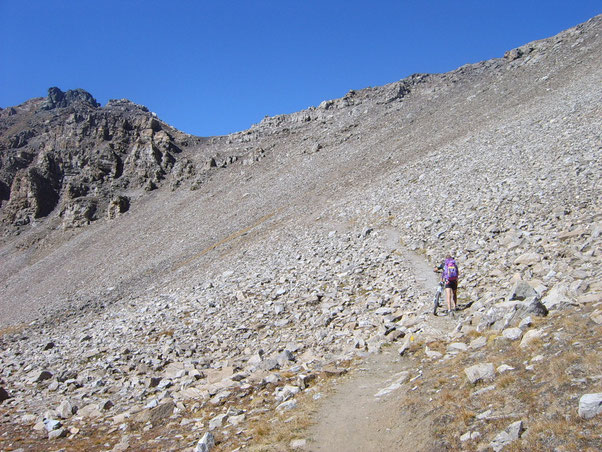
[306,232,454,451]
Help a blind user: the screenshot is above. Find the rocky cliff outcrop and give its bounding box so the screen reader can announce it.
[0,88,204,231]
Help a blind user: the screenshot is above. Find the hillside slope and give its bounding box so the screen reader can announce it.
[0,14,600,452]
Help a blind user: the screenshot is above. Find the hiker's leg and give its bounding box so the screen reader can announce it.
[445,287,452,311]
[452,288,458,309]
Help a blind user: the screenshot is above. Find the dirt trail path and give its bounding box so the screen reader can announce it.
[306,232,454,451]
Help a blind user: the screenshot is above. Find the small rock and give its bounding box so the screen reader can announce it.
[518,316,533,329]
[22,414,37,423]
[290,439,307,449]
[464,363,495,384]
[100,399,114,410]
[195,432,215,452]
[473,385,496,396]
[149,400,175,424]
[275,385,301,402]
[56,400,75,419]
[590,310,602,325]
[447,342,468,353]
[469,336,487,349]
[209,413,228,431]
[514,253,541,266]
[48,427,67,440]
[502,327,523,341]
[33,371,53,383]
[322,366,348,377]
[43,342,56,351]
[112,412,131,424]
[228,414,246,426]
[277,399,298,411]
[490,420,524,452]
[78,403,102,419]
[578,393,602,419]
[425,346,443,359]
[259,358,280,371]
[398,336,411,355]
[520,329,545,348]
[508,281,537,301]
[0,387,9,403]
[112,436,130,452]
[542,284,574,310]
[157,379,173,390]
[209,390,231,405]
[149,377,162,388]
[476,409,492,420]
[517,298,548,317]
[277,350,295,366]
[497,364,515,373]
[44,419,62,432]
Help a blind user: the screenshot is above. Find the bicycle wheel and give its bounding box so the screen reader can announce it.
[433,288,441,315]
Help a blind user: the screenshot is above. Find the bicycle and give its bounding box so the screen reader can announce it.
[433,281,444,316]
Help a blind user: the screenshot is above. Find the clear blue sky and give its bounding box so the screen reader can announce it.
[1,1,600,136]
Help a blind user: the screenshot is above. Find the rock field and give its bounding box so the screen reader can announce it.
[0,14,601,452]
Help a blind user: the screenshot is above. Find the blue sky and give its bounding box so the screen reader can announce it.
[0,1,600,136]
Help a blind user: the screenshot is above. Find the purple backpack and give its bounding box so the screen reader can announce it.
[444,258,458,281]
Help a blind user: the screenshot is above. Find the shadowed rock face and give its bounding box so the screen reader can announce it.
[0,87,205,231]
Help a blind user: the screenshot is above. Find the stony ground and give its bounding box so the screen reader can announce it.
[0,14,601,452]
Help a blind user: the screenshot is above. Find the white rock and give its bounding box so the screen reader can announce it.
[447,342,468,353]
[277,399,298,411]
[195,432,215,452]
[520,328,545,348]
[464,363,495,384]
[44,419,62,432]
[275,385,301,402]
[497,364,515,373]
[48,427,67,440]
[518,316,532,329]
[514,253,541,266]
[56,400,74,419]
[578,393,602,419]
[542,284,574,310]
[490,420,524,452]
[228,414,246,426]
[290,439,307,449]
[502,327,523,341]
[208,413,228,431]
[469,336,487,349]
[425,346,443,359]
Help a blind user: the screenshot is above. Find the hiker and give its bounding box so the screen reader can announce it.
[434,254,459,315]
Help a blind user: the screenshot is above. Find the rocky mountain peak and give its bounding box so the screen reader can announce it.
[41,87,100,110]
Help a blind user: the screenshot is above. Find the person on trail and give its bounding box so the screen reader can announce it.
[434,254,459,315]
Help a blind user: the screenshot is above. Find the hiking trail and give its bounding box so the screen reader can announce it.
[306,229,457,451]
